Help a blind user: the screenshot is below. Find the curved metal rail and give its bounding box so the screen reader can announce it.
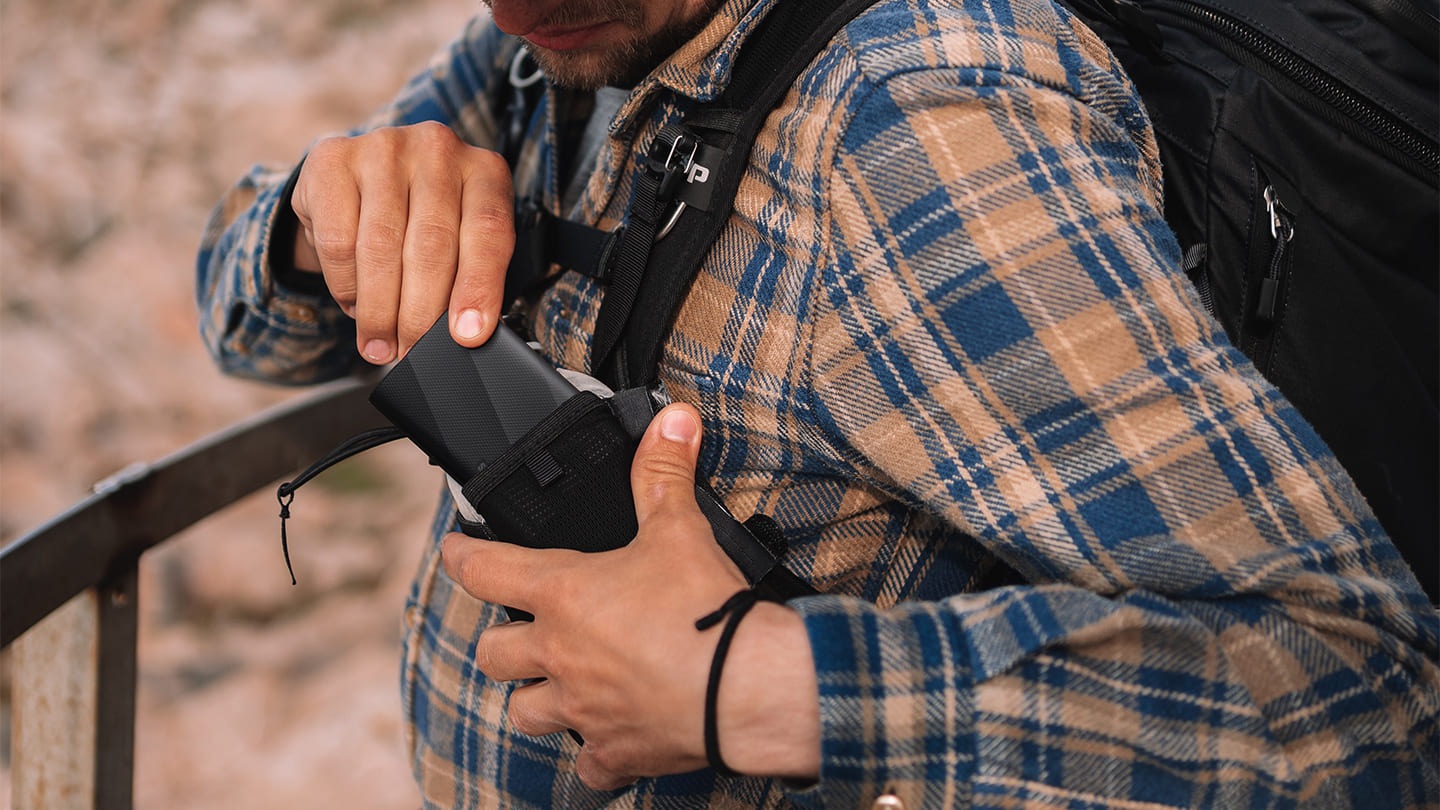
[1,377,389,810]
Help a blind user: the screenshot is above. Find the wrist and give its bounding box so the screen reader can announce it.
[712,601,820,780]
[269,159,327,294]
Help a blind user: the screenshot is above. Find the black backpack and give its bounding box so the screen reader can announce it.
[1059,0,1439,600]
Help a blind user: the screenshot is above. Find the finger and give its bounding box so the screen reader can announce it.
[292,145,360,314]
[630,404,704,526]
[450,149,514,348]
[441,532,570,614]
[396,159,462,356]
[352,156,408,365]
[505,680,571,738]
[575,746,640,792]
[473,620,546,682]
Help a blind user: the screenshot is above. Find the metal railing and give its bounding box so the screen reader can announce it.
[1,378,389,810]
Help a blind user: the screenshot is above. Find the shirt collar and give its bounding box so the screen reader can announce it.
[643,0,778,103]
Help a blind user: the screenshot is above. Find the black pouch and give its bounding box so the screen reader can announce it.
[453,388,647,553]
[449,386,814,610]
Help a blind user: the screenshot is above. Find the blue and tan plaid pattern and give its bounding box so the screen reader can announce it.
[197,0,1439,807]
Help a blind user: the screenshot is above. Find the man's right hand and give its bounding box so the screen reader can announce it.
[290,121,515,364]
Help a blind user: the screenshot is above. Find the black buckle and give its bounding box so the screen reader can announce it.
[646,130,702,203]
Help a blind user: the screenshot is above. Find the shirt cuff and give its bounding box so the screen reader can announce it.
[782,595,978,809]
[267,158,330,297]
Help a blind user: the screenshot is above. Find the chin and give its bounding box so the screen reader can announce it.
[526,41,651,90]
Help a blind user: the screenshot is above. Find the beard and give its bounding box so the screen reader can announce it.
[489,0,724,90]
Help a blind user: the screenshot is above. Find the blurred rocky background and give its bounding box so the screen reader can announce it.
[1,0,481,806]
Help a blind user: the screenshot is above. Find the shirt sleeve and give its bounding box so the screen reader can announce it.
[194,15,516,384]
[787,39,1440,810]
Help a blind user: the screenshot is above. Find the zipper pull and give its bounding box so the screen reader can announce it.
[1256,185,1295,322]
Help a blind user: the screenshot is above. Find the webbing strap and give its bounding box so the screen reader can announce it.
[587,114,745,373]
[587,125,679,368]
[500,0,877,385]
[505,201,620,302]
[594,0,880,388]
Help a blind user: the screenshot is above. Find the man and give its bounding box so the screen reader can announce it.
[197,0,1439,806]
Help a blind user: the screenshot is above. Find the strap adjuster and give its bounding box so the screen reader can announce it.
[656,133,701,202]
[643,131,704,240]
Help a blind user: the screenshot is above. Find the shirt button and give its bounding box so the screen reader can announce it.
[871,794,904,810]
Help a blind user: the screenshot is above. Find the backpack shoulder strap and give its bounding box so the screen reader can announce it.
[592,0,879,388]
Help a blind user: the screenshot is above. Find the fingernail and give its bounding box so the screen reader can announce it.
[363,338,391,363]
[660,409,696,443]
[455,308,484,341]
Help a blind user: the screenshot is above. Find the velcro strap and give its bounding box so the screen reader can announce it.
[609,387,660,438]
[525,448,565,487]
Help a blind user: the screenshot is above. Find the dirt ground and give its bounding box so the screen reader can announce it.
[1,1,485,806]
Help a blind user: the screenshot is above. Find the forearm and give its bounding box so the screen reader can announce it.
[778,587,1439,809]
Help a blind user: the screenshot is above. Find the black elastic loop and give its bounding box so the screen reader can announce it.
[695,588,764,777]
[277,426,406,499]
[274,425,406,583]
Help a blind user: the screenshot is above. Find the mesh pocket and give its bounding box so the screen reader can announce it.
[461,391,640,553]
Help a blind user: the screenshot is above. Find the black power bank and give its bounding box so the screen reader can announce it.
[368,317,577,483]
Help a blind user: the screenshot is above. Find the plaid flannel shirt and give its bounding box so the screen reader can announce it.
[197,0,1439,807]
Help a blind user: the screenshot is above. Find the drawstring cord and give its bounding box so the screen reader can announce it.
[275,426,406,584]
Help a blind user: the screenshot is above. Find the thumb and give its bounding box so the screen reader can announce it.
[631,404,704,526]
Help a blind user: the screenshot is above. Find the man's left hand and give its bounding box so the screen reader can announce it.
[441,404,750,789]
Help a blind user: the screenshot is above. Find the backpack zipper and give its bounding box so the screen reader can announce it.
[1255,184,1295,322]
[1153,1,1440,176]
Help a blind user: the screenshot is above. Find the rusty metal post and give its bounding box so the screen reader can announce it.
[11,560,138,810]
[95,563,139,810]
[12,589,100,810]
